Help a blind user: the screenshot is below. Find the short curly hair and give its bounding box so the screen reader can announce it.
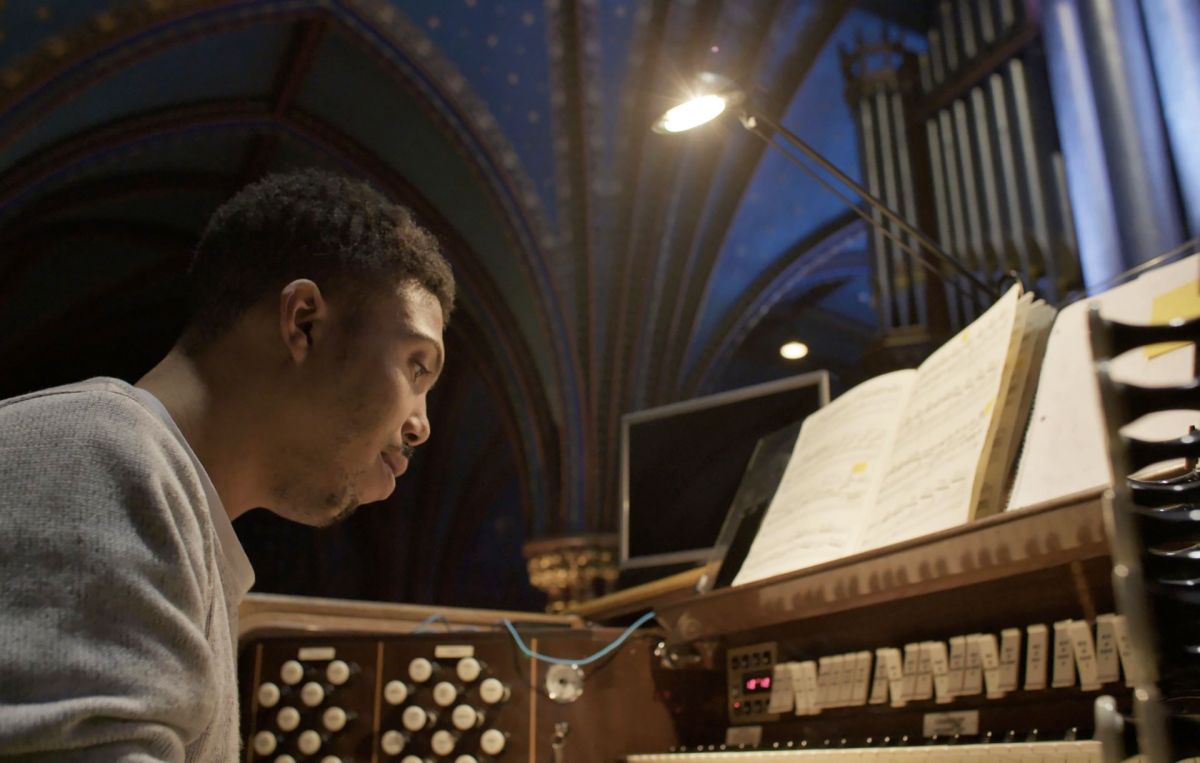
[181,170,455,351]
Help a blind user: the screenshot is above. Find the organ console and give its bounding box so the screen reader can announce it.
[238,488,1161,762]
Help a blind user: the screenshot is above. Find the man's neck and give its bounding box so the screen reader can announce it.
[136,346,262,520]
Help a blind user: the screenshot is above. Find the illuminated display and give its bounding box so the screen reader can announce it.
[742,673,772,693]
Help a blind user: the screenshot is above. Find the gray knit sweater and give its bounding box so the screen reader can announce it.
[0,378,254,761]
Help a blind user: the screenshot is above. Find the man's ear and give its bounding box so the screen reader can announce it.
[279,279,327,364]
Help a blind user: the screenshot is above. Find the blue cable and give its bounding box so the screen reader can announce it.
[412,612,449,633]
[501,610,658,666]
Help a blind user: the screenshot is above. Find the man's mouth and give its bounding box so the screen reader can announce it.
[381,452,406,477]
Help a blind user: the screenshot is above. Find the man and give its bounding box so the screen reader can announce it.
[0,170,455,760]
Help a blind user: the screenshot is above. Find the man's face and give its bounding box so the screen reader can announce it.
[268,282,445,526]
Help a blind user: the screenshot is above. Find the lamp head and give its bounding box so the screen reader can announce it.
[652,72,743,134]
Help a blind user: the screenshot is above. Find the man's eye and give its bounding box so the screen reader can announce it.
[413,363,429,380]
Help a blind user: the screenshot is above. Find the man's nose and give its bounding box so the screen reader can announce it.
[402,398,431,447]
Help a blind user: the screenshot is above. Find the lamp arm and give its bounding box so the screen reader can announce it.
[746,107,1000,301]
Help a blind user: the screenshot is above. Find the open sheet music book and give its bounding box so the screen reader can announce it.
[733,284,1055,587]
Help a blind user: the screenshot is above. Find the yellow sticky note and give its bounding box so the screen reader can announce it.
[1146,279,1200,359]
[851,462,868,475]
[983,398,995,416]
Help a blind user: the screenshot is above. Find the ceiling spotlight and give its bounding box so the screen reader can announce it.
[780,341,809,360]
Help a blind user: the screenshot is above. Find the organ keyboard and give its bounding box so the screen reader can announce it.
[629,742,1104,762]
[238,491,1187,762]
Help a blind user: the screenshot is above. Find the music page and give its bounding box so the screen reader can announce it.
[733,369,917,587]
[1008,254,1200,510]
[858,285,1023,552]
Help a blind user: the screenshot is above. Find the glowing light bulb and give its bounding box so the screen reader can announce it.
[657,94,726,133]
[780,341,809,360]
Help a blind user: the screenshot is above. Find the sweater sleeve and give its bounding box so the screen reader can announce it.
[0,389,218,762]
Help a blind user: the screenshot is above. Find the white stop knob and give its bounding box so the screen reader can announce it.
[297,729,322,755]
[480,728,507,755]
[401,757,424,763]
[431,730,458,756]
[432,681,458,707]
[451,704,481,731]
[320,757,342,763]
[300,681,325,707]
[456,657,482,683]
[280,660,304,685]
[274,755,297,763]
[479,677,509,704]
[326,659,351,685]
[276,706,301,732]
[257,682,281,708]
[252,731,277,756]
[383,679,410,705]
[401,705,431,732]
[381,729,407,756]
[322,706,348,732]
[408,657,434,683]
[455,756,479,763]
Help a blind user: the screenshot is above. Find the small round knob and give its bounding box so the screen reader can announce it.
[300,681,325,707]
[320,757,342,763]
[401,705,434,732]
[326,660,353,686]
[274,755,297,763]
[401,757,426,763]
[431,730,458,756]
[257,682,281,709]
[384,679,410,705]
[322,706,349,732]
[297,729,323,755]
[276,706,301,732]
[280,660,304,685]
[455,756,479,763]
[408,658,434,683]
[432,681,459,707]
[381,729,407,756]
[480,728,507,756]
[451,704,482,731]
[252,731,278,756]
[456,657,483,683]
[479,677,509,705]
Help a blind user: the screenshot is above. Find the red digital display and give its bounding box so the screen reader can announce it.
[742,674,772,693]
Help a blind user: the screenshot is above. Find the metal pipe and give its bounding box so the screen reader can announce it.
[750,108,999,299]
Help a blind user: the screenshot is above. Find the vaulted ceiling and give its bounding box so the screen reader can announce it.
[0,0,922,607]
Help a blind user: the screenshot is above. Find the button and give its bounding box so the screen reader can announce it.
[297,729,322,755]
[253,731,278,756]
[401,757,424,763]
[432,681,459,707]
[322,706,348,732]
[326,660,352,686]
[280,660,304,685]
[451,704,481,731]
[274,756,297,763]
[401,706,432,732]
[479,678,509,704]
[455,756,479,763]
[408,658,434,683]
[320,757,342,763]
[381,729,407,756]
[257,682,281,708]
[456,657,483,683]
[276,706,301,732]
[384,680,410,705]
[300,681,325,707]
[480,729,507,756]
[431,730,458,756]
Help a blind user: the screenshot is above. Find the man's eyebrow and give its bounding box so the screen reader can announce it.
[403,329,444,376]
